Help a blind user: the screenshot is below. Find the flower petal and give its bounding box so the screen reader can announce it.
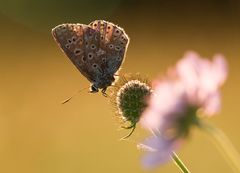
[212,54,228,86]
[176,51,228,111]
[140,79,186,131]
[138,135,180,168]
[202,91,221,116]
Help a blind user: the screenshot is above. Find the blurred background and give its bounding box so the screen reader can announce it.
[0,0,239,172]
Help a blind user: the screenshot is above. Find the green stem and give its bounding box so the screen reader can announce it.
[171,152,191,173]
[200,121,240,173]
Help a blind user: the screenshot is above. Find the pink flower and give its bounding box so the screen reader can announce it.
[176,51,228,115]
[138,51,228,168]
[140,79,187,134]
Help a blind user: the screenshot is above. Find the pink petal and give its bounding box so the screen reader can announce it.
[212,54,228,86]
[202,91,221,116]
[176,51,201,93]
[176,51,228,112]
[138,136,180,168]
[140,80,186,131]
[141,151,171,169]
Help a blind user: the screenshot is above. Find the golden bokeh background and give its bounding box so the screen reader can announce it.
[0,0,239,172]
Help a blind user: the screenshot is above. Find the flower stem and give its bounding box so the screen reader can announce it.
[171,152,191,173]
[200,121,240,173]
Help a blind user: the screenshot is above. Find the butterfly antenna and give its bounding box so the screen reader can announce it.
[61,87,88,104]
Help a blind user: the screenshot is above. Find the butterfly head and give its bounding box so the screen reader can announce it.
[92,74,115,91]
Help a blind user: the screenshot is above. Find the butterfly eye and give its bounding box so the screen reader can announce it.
[109,44,114,49]
[114,29,121,37]
[59,26,67,32]
[72,36,77,43]
[76,24,81,30]
[79,38,83,44]
[107,26,111,30]
[88,53,94,59]
[102,57,106,63]
[65,44,70,49]
[92,63,98,68]
[82,56,86,62]
[74,48,82,55]
[116,57,122,61]
[115,46,121,51]
[120,36,128,43]
[91,44,96,50]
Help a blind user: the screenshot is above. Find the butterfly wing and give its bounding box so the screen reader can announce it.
[52,21,129,89]
[89,20,130,76]
[52,23,99,83]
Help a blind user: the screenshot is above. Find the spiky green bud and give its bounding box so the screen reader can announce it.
[110,74,151,139]
[117,80,151,123]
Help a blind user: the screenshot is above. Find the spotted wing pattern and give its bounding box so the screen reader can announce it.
[52,20,129,88]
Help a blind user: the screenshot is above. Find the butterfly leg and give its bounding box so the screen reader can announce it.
[101,87,108,97]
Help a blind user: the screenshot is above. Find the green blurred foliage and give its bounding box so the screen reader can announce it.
[0,0,122,31]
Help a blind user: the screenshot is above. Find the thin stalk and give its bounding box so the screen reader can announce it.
[171,152,191,173]
[200,121,240,173]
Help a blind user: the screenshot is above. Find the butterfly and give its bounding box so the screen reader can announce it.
[52,20,129,96]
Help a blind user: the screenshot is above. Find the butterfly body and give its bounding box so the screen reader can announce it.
[52,20,129,94]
